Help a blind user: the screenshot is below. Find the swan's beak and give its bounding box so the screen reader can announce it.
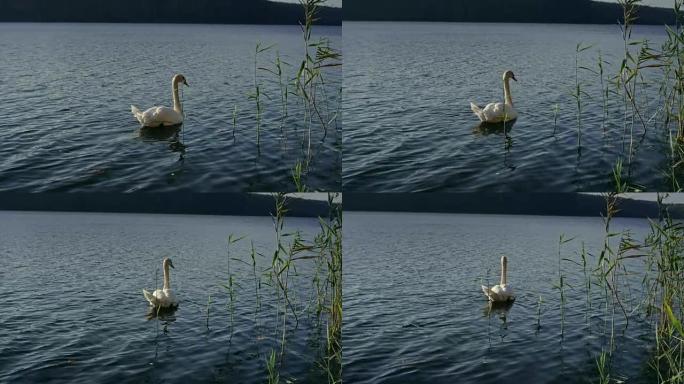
[511,75,517,82]
[184,80,189,87]
[169,260,175,269]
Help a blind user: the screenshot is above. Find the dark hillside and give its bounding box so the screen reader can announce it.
[344,0,675,25]
[0,0,341,25]
[345,193,684,219]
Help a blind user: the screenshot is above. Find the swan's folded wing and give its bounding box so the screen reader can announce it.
[470,102,486,122]
[481,285,493,301]
[131,105,144,124]
[480,102,508,123]
[148,106,182,126]
[143,289,157,306]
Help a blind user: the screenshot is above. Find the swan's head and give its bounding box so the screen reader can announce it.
[163,257,175,269]
[503,70,517,82]
[173,74,189,88]
[501,255,508,266]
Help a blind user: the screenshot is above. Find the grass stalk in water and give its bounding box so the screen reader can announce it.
[556,193,684,381]
[275,51,289,131]
[596,350,611,384]
[292,160,307,192]
[579,242,592,318]
[536,295,543,331]
[554,234,575,336]
[267,349,280,384]
[250,43,274,146]
[613,158,628,193]
[597,50,610,131]
[643,194,684,380]
[218,192,342,383]
[295,0,342,159]
[573,43,594,153]
[322,193,342,380]
[205,294,212,329]
[232,105,239,141]
[249,240,262,318]
[552,104,560,135]
[224,234,244,339]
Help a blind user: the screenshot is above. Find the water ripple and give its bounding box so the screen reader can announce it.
[0,23,341,192]
[343,22,673,192]
[0,211,330,383]
[344,212,656,383]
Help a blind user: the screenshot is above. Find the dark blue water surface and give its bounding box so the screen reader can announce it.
[344,211,657,383]
[0,210,332,383]
[0,23,341,192]
[343,22,676,192]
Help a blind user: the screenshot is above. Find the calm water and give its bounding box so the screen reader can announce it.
[344,211,656,383]
[0,210,331,383]
[0,23,341,192]
[343,22,673,192]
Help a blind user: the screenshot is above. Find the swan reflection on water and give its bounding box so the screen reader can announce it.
[472,119,517,136]
[139,124,182,141]
[484,300,515,320]
[483,300,515,339]
[146,305,178,323]
[139,125,187,158]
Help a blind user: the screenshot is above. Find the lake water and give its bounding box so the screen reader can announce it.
[0,23,341,192]
[0,210,334,383]
[344,211,656,383]
[343,22,674,192]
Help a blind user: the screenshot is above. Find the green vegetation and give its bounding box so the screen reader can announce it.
[208,193,342,383]
[544,0,684,191]
[555,193,684,382]
[241,0,342,191]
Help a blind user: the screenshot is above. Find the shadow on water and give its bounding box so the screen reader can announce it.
[139,125,187,158]
[139,125,182,141]
[472,119,517,136]
[146,306,179,323]
[483,300,515,325]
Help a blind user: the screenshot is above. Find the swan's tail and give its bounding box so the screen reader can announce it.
[131,105,144,125]
[470,102,486,122]
[481,285,493,301]
[142,289,157,306]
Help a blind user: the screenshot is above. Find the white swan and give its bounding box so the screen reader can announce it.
[131,74,189,128]
[470,70,518,123]
[143,257,179,308]
[481,256,515,302]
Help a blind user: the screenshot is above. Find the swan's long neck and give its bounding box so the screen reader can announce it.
[500,258,507,285]
[163,261,171,290]
[172,79,182,114]
[503,78,513,107]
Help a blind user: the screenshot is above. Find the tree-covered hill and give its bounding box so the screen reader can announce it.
[344,0,675,25]
[0,0,341,25]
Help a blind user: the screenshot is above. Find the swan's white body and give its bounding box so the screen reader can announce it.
[470,71,518,123]
[132,74,189,128]
[143,258,179,308]
[481,256,515,302]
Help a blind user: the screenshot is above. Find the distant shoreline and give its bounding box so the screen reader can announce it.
[0,21,343,28]
[344,193,683,219]
[0,193,335,218]
[0,20,343,26]
[0,0,342,25]
[341,20,668,27]
[343,0,675,25]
